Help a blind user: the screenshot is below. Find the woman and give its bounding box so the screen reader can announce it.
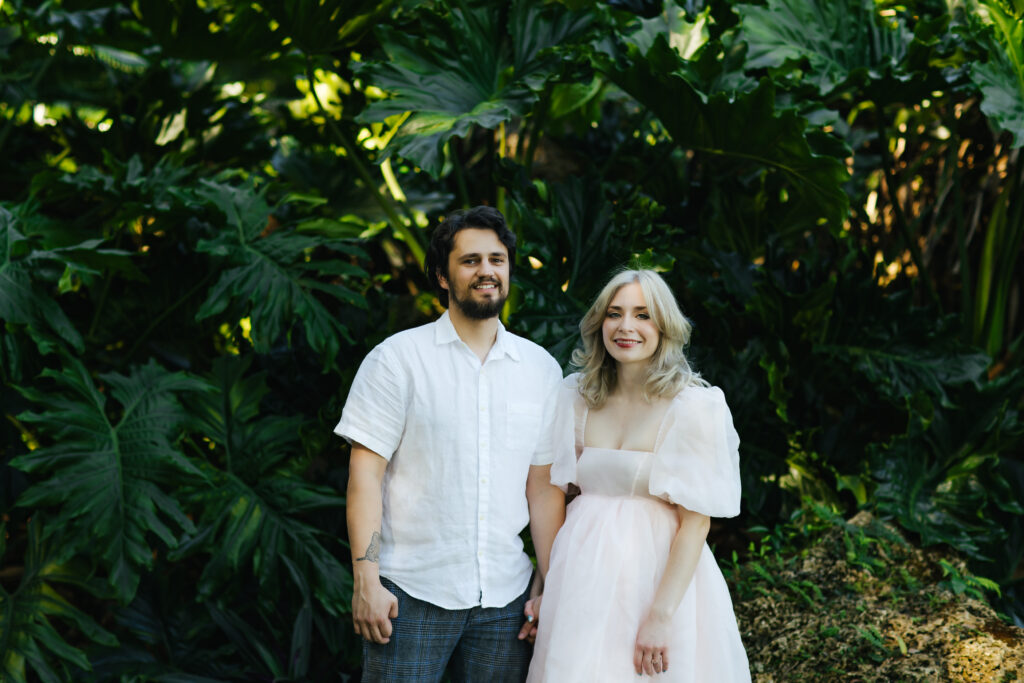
[526,269,750,681]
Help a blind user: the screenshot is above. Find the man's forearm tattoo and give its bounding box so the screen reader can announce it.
[357,531,381,563]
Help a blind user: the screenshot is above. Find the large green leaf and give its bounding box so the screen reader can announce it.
[172,356,351,621]
[84,571,251,681]
[11,358,206,602]
[872,368,1024,564]
[0,518,117,683]
[595,37,850,235]
[970,0,1024,146]
[260,0,393,54]
[357,0,593,175]
[817,340,990,409]
[0,206,83,354]
[194,178,368,369]
[736,0,912,95]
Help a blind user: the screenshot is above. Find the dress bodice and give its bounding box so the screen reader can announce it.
[577,447,664,502]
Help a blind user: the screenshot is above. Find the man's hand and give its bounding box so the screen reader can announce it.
[352,577,399,644]
[518,594,542,642]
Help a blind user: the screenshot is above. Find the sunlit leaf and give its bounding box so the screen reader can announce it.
[595,37,850,234]
[357,0,594,175]
[736,0,912,94]
[970,1,1024,146]
[194,178,367,368]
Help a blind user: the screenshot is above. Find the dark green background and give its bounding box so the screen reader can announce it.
[1,0,1022,679]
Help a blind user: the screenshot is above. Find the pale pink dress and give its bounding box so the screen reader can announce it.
[527,374,751,682]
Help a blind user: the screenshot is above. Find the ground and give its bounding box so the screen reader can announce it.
[728,511,1023,682]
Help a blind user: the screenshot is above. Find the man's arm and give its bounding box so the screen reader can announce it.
[525,463,565,582]
[347,442,398,644]
[519,463,565,641]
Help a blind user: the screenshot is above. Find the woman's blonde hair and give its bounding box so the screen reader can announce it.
[571,269,706,408]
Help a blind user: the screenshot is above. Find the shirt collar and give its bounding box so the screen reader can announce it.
[434,310,521,362]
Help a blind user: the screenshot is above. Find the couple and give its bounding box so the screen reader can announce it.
[339,206,751,682]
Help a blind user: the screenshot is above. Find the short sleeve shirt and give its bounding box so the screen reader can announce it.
[336,311,563,609]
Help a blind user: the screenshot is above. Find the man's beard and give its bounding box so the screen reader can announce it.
[451,280,507,320]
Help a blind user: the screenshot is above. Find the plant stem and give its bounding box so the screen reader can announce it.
[524,86,551,173]
[303,58,425,268]
[452,136,471,207]
[496,121,506,215]
[951,138,972,341]
[87,269,114,342]
[121,271,214,365]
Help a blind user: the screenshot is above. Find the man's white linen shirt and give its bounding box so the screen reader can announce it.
[336,311,563,610]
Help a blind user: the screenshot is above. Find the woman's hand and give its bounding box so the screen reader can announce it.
[634,610,671,675]
[518,594,543,642]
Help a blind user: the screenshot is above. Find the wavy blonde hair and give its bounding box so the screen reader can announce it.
[572,269,706,408]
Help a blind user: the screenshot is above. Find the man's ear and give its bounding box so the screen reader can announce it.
[437,269,449,291]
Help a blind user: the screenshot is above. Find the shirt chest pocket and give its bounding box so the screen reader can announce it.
[506,402,543,457]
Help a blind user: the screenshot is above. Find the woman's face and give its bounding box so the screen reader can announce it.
[601,282,660,367]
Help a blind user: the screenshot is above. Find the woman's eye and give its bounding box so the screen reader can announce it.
[606,312,620,318]
[637,313,650,320]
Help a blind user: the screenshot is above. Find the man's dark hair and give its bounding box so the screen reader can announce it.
[425,205,517,308]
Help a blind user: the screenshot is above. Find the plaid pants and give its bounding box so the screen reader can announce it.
[361,577,532,682]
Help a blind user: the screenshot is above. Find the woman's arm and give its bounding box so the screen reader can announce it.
[634,506,710,675]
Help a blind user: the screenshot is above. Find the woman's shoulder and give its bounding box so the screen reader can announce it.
[668,384,727,415]
[561,372,583,389]
[672,383,725,402]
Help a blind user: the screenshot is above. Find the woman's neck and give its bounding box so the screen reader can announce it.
[612,361,647,401]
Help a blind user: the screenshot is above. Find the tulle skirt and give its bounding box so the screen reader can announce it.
[527,493,751,682]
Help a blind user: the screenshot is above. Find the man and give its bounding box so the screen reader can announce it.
[339,205,565,681]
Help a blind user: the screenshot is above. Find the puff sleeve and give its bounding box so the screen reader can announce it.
[549,373,585,492]
[648,385,742,518]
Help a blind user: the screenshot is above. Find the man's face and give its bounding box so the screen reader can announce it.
[439,228,510,320]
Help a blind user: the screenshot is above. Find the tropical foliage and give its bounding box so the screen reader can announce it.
[0,0,1021,679]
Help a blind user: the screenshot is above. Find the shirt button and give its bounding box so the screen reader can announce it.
[481,477,488,484]
[479,515,485,521]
